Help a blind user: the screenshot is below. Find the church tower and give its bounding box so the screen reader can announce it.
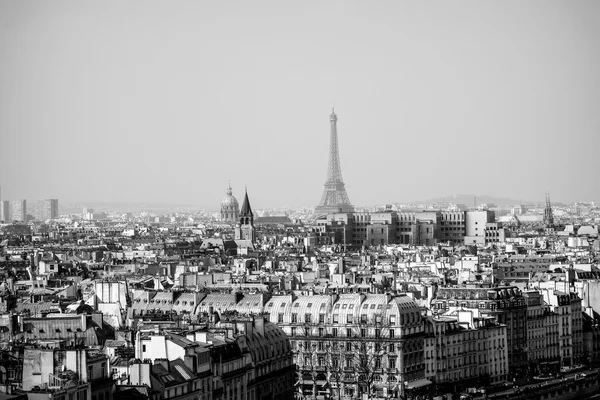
[235,188,255,242]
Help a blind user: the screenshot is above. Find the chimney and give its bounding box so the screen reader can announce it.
[254,315,264,336]
[154,358,169,372]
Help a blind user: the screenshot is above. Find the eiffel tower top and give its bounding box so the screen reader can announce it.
[330,108,337,121]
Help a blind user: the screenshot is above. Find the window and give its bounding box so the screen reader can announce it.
[346,357,353,368]
[142,345,147,352]
[333,314,339,323]
[347,315,353,324]
[278,313,284,323]
[389,329,395,339]
[292,313,297,323]
[305,314,311,323]
[347,328,352,337]
[319,314,325,323]
[389,357,396,369]
[361,329,366,338]
[332,328,338,337]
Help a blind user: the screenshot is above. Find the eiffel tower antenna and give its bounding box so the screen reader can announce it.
[315,109,354,214]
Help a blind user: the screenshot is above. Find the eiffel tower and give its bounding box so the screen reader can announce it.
[315,109,354,214]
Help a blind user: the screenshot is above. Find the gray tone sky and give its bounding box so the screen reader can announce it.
[1,1,599,210]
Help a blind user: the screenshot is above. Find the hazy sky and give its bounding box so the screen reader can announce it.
[1,1,599,209]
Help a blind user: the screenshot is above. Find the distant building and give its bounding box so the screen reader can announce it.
[10,199,26,222]
[0,200,9,222]
[220,183,239,223]
[35,199,59,220]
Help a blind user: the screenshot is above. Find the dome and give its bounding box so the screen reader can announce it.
[221,185,239,209]
[222,194,239,208]
[220,184,240,223]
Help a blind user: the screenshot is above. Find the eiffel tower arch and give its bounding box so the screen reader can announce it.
[315,109,354,214]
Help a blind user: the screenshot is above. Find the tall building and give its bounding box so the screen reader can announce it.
[10,199,26,222]
[0,200,9,222]
[315,109,354,215]
[36,199,59,220]
[220,183,239,223]
[235,188,255,242]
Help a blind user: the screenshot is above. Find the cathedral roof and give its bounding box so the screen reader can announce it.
[240,190,253,217]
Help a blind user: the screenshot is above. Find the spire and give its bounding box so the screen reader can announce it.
[240,188,253,217]
[226,181,232,196]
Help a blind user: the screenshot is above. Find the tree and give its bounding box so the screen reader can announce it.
[348,317,395,399]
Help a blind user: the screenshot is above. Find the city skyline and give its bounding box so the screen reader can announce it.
[1,1,599,209]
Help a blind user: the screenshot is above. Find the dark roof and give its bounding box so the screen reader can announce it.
[240,190,253,217]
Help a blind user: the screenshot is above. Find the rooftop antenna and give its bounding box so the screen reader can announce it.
[474,195,477,210]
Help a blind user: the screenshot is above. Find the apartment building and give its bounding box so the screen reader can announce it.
[267,293,427,399]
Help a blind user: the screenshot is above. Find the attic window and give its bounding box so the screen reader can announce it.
[201,302,206,306]
[39,329,45,333]
[334,304,340,309]
[67,328,72,332]
[254,303,259,306]
[189,302,194,306]
[362,304,368,309]
[349,305,354,309]
[307,303,312,308]
[320,304,325,309]
[55,329,61,333]
[267,303,273,308]
[281,303,286,307]
[182,301,187,306]
[175,301,180,305]
[370,305,376,309]
[294,303,299,308]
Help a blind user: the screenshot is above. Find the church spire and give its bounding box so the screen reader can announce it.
[240,188,253,217]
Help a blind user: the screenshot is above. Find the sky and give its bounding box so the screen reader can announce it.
[1,1,599,210]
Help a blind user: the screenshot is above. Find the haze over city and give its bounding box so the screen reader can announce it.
[1,0,599,209]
